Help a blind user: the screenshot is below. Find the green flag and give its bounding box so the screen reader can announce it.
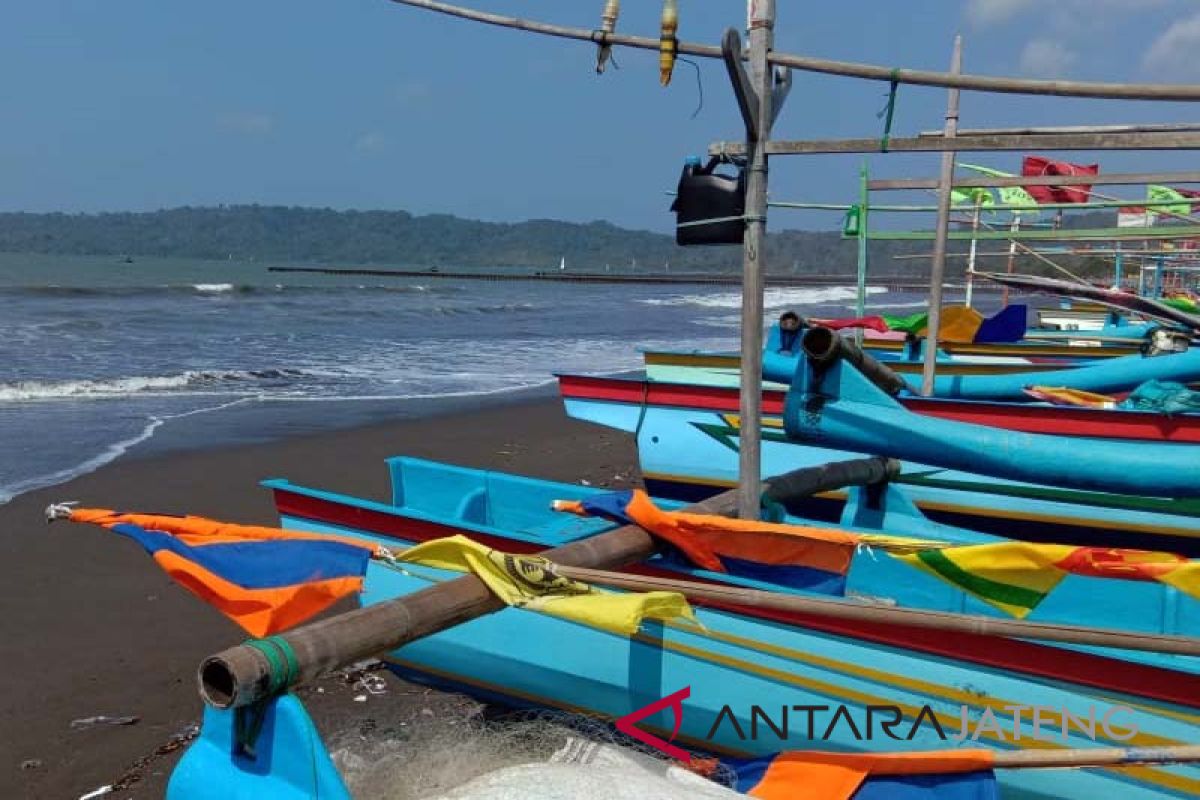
[951,186,995,212]
[1147,185,1192,218]
[959,164,1040,219]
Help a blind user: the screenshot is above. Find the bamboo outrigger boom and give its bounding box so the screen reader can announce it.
[554,566,1200,658]
[198,458,898,709]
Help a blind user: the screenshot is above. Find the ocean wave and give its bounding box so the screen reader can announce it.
[0,368,309,402]
[865,299,930,310]
[0,396,254,505]
[640,285,887,309]
[0,283,465,298]
[428,302,543,316]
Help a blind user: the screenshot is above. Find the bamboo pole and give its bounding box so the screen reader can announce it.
[198,458,899,709]
[869,225,1200,242]
[772,197,1200,214]
[854,161,869,342]
[921,36,962,398]
[388,0,1200,101]
[709,130,1200,156]
[992,746,1200,770]
[920,122,1200,137]
[964,199,981,308]
[1002,217,1020,307]
[552,565,1200,657]
[736,3,775,521]
[871,170,1200,191]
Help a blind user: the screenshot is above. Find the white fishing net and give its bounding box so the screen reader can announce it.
[314,672,742,800]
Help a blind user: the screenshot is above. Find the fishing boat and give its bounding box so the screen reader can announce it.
[180,459,1200,800]
[651,324,1200,403]
[979,272,1200,334]
[557,367,1200,554]
[59,477,1197,799]
[265,456,1200,665]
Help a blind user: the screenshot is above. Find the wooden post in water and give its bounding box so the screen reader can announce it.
[920,35,963,397]
[736,0,777,520]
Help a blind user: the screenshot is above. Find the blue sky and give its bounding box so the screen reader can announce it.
[2,1,1199,232]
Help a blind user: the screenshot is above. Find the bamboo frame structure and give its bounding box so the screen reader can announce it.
[390,0,1200,100]
[388,0,1200,503]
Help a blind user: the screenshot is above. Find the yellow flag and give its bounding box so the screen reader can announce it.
[399,535,695,635]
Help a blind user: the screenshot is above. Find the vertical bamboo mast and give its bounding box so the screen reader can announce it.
[1001,216,1019,306]
[920,35,963,397]
[855,161,870,343]
[964,198,981,307]
[736,0,776,519]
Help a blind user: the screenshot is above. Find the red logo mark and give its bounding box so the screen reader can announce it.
[615,686,691,762]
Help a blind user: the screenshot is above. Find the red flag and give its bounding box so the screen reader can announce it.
[1179,188,1200,213]
[1021,156,1099,204]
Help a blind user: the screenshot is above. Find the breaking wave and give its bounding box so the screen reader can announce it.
[0,283,465,298]
[0,368,309,402]
[640,285,886,309]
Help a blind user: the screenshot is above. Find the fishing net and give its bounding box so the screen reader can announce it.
[311,669,739,799]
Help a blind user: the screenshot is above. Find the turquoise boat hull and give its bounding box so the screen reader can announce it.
[780,349,1200,497]
[763,330,1200,401]
[200,459,1200,800]
[559,380,1200,555]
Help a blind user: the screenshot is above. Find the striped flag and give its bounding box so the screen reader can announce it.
[67,508,380,635]
[898,542,1200,618]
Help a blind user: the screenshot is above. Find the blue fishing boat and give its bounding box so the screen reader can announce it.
[226,458,1200,799]
[265,456,1200,667]
[659,325,1200,402]
[559,371,1200,555]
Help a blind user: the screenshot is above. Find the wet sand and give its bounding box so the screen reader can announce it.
[0,398,639,799]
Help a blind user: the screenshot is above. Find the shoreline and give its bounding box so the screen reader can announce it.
[0,396,640,799]
[1,378,569,508]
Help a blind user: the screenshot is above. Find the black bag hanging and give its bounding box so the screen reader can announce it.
[670,156,746,246]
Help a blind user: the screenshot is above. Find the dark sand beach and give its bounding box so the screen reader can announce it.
[1,398,640,799]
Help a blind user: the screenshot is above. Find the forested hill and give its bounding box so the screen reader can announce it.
[0,205,1118,276]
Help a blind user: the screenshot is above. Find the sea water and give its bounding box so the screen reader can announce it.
[0,253,960,503]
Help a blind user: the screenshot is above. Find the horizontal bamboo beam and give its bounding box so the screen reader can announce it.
[198,458,897,709]
[558,565,1200,657]
[892,249,1200,260]
[919,122,1200,137]
[871,170,1200,191]
[709,131,1200,158]
[991,745,1200,770]
[867,225,1200,242]
[391,0,1200,101]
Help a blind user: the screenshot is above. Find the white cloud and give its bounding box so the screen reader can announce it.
[1143,12,1200,78]
[965,0,1036,26]
[355,131,386,153]
[967,0,1173,27]
[1018,39,1078,78]
[215,111,273,136]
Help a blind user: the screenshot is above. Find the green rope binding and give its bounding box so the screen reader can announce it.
[245,635,300,694]
[878,68,901,153]
[235,636,301,756]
